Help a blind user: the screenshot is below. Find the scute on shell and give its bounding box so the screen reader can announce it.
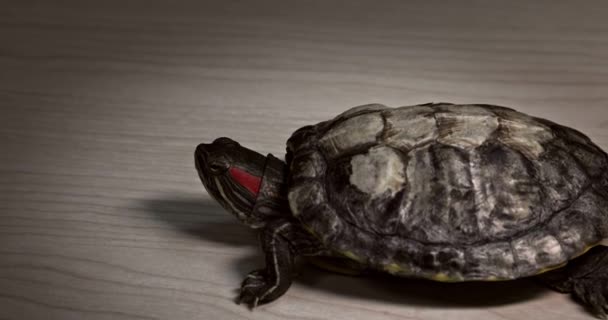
[318,112,384,158]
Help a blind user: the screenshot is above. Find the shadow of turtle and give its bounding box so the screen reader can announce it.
[141,196,257,247]
[143,195,553,309]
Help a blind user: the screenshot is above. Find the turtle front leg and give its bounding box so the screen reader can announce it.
[238,219,322,308]
[539,246,608,318]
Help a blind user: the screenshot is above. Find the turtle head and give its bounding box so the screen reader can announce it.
[195,137,283,228]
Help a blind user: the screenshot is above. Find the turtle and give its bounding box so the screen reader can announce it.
[194,103,608,317]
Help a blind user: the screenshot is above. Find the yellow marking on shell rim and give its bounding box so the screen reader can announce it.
[533,241,604,276]
[572,242,601,259]
[536,261,569,275]
[432,273,452,282]
[482,275,513,282]
[431,272,464,282]
[341,250,363,262]
[384,263,407,274]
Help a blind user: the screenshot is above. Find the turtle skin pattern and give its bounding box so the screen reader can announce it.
[286,103,608,282]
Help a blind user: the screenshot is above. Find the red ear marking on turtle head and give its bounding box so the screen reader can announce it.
[229,167,262,196]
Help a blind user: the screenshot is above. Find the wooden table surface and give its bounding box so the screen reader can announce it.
[2,1,608,319]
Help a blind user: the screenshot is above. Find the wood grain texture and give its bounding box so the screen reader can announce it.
[1,1,607,319]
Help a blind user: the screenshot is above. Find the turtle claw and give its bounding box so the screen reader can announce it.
[235,221,297,309]
[237,269,274,309]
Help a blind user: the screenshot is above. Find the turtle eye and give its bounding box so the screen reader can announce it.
[209,161,229,173]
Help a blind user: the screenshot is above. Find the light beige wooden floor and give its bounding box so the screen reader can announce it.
[1,1,608,319]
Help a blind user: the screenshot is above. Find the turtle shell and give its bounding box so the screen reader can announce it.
[286,103,608,281]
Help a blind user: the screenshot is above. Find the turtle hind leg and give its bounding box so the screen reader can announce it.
[539,246,608,318]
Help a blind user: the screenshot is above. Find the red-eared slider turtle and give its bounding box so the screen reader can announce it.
[195,103,608,317]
